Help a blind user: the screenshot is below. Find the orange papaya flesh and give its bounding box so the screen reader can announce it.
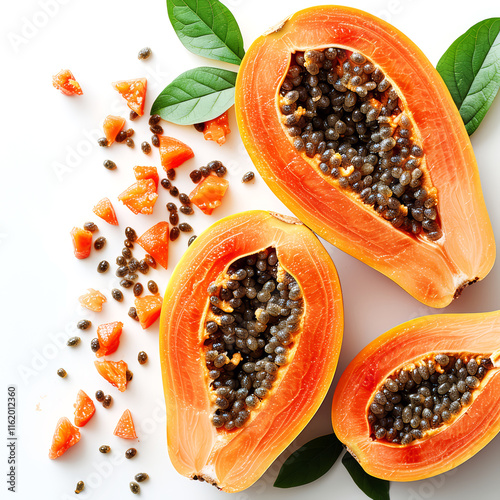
[93,197,119,225]
[331,310,500,481]
[103,115,126,145]
[135,294,162,329]
[136,222,169,270]
[159,136,194,170]
[134,165,159,189]
[112,78,147,116]
[70,227,92,259]
[189,174,229,215]
[95,321,123,357]
[52,69,83,96]
[235,6,495,308]
[118,179,158,215]
[79,288,106,312]
[49,417,81,459]
[203,111,231,145]
[113,409,137,439]
[74,390,96,427]
[159,210,343,492]
[94,360,128,392]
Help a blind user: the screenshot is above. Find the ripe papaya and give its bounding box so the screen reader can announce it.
[159,210,343,492]
[235,6,495,308]
[331,310,500,481]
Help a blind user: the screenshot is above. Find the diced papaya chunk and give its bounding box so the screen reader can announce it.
[93,197,119,225]
[113,409,137,439]
[79,288,107,312]
[95,321,123,357]
[103,115,126,145]
[203,111,231,145]
[159,136,194,170]
[74,390,96,427]
[94,360,128,392]
[133,166,159,189]
[189,174,229,215]
[70,227,92,259]
[52,69,83,96]
[118,179,158,215]
[49,417,81,459]
[135,294,162,329]
[136,222,169,270]
[112,78,147,116]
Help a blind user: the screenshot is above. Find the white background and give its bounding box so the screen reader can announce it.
[1,0,500,499]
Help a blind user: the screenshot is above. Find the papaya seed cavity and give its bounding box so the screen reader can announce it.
[203,248,304,431]
[279,47,442,241]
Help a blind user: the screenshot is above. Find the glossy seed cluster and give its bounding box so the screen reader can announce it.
[279,48,441,240]
[205,249,304,430]
[368,354,493,445]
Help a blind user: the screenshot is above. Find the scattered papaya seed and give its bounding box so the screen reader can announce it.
[67,336,81,347]
[77,319,92,330]
[83,222,99,232]
[75,480,84,494]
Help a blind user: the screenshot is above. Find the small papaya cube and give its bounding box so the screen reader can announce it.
[189,174,229,215]
[136,222,169,270]
[79,288,107,312]
[94,360,128,392]
[135,294,162,329]
[95,321,124,357]
[133,166,159,189]
[203,111,231,145]
[159,136,194,170]
[74,390,96,427]
[92,197,119,225]
[49,417,81,459]
[103,115,126,145]
[70,227,92,259]
[52,69,83,96]
[113,409,137,439]
[112,78,147,116]
[118,179,158,215]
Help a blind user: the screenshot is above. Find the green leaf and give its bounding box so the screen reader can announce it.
[274,434,343,488]
[150,67,236,125]
[167,0,245,65]
[342,452,390,500]
[436,18,500,135]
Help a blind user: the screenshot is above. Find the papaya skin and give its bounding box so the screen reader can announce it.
[159,210,343,492]
[331,310,500,481]
[235,5,495,308]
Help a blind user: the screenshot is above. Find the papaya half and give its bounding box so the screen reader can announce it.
[235,5,495,308]
[331,310,500,481]
[159,210,343,492]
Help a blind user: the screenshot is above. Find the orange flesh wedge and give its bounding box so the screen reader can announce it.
[332,310,500,481]
[235,5,495,308]
[159,210,343,492]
